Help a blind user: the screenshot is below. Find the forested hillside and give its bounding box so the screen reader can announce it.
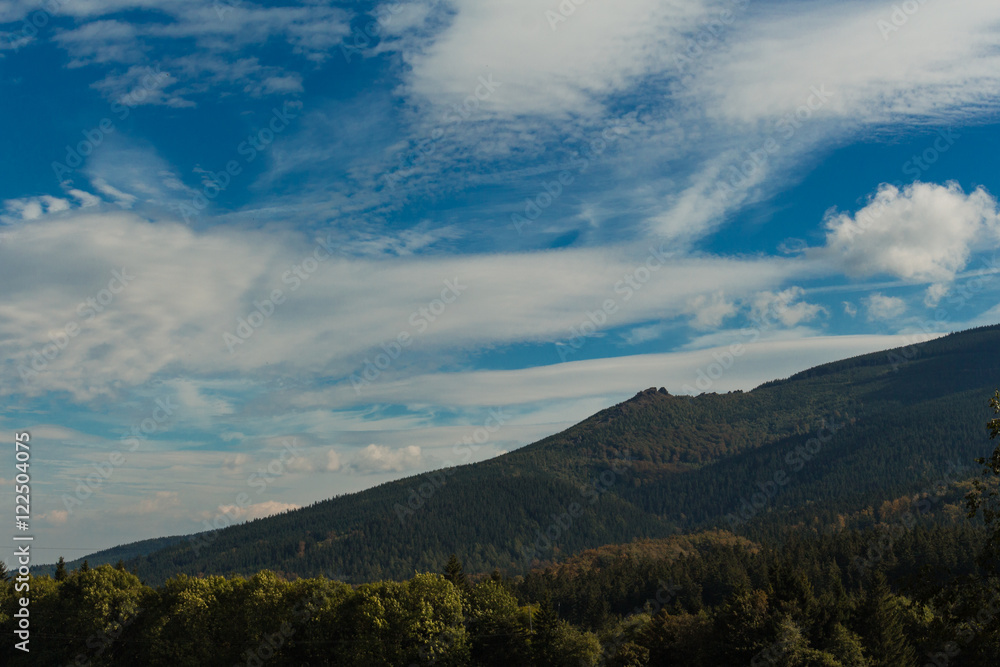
[59,326,1000,584]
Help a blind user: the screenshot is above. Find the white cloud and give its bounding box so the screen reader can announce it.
[41,510,69,525]
[325,449,342,472]
[289,333,937,410]
[0,210,805,401]
[684,291,736,330]
[134,490,180,515]
[864,292,907,321]
[620,323,669,345]
[749,287,825,327]
[218,500,301,521]
[402,0,718,118]
[695,0,1000,126]
[350,444,424,474]
[33,2,349,105]
[843,301,858,317]
[819,182,999,283]
[222,453,249,472]
[925,283,949,307]
[284,454,316,473]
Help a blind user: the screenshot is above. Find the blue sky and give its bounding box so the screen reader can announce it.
[3,0,1000,562]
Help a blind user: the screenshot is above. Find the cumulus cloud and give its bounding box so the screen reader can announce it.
[325,449,342,472]
[864,293,907,321]
[349,444,424,474]
[749,287,826,327]
[684,291,736,330]
[284,454,316,473]
[843,301,858,317]
[820,182,1000,283]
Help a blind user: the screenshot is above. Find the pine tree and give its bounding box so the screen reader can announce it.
[531,598,561,666]
[80,559,90,573]
[443,553,469,592]
[55,556,67,581]
[862,571,917,667]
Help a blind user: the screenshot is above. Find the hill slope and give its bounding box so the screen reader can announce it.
[112,325,1000,583]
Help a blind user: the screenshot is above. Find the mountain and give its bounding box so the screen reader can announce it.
[91,325,1000,584]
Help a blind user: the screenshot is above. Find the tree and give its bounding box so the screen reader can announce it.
[0,561,8,583]
[467,579,531,666]
[443,553,469,593]
[54,557,67,582]
[531,598,561,666]
[966,389,1000,568]
[860,571,917,667]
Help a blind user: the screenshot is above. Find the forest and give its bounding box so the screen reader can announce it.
[1,522,998,665]
[5,327,1000,665]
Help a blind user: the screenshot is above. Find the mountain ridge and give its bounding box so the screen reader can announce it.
[52,324,1000,583]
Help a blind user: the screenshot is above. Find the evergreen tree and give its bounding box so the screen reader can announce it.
[443,553,469,592]
[80,559,90,573]
[531,598,561,666]
[861,571,917,667]
[54,556,67,581]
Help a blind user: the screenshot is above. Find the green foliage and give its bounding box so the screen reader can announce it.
[0,525,997,665]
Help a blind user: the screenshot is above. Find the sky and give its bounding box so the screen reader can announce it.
[2,0,1000,563]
